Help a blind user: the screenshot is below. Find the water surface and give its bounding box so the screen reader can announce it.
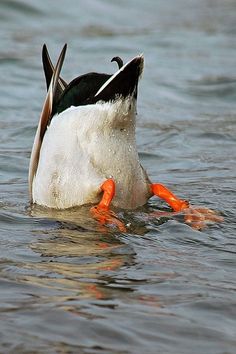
[0,1,236,353]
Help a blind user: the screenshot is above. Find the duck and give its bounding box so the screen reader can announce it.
[29,44,223,230]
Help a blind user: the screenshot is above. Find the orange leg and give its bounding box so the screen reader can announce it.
[151,183,189,212]
[96,179,115,210]
[90,179,127,232]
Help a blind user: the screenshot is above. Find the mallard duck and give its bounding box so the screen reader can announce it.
[29,45,223,230]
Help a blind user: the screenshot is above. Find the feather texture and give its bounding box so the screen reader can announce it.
[29,45,67,201]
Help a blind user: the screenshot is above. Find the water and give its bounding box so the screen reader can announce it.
[0,1,236,353]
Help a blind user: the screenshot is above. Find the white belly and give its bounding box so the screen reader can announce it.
[32,105,151,209]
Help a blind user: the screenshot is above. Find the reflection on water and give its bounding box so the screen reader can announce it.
[29,221,131,300]
[1,0,236,353]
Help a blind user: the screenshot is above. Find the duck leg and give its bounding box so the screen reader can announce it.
[90,179,127,232]
[150,183,223,230]
[151,183,189,212]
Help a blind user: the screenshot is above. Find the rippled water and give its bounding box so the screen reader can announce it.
[1,1,236,353]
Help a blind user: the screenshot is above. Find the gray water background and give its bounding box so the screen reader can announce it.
[0,1,236,353]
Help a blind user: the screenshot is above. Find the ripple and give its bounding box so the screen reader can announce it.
[184,76,236,100]
[0,0,43,19]
[1,1,236,353]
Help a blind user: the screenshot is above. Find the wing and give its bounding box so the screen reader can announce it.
[28,44,67,201]
[42,44,68,105]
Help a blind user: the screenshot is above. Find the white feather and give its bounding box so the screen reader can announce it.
[32,98,151,209]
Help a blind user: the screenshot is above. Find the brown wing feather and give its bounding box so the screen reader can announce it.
[28,44,67,201]
[42,44,68,93]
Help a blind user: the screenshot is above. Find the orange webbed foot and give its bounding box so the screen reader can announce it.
[90,179,127,232]
[150,183,223,230]
[183,206,224,230]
